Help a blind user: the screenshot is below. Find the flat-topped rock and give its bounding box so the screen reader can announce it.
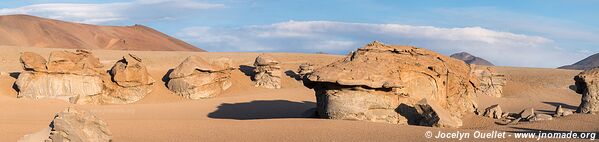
[304,41,479,127]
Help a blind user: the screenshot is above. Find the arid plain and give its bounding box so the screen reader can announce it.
[1,45,598,141]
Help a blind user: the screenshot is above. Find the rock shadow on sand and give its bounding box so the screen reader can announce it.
[285,70,302,80]
[239,65,256,77]
[208,100,317,120]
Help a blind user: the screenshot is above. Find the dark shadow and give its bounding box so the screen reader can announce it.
[162,69,174,87]
[10,72,21,93]
[569,85,577,92]
[9,72,20,79]
[208,100,317,120]
[396,103,422,125]
[506,127,598,140]
[239,65,255,77]
[543,101,578,110]
[285,70,302,80]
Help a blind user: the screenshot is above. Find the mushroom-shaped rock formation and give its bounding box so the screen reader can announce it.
[100,54,155,104]
[19,108,112,142]
[574,68,599,114]
[16,50,106,102]
[304,41,479,127]
[167,56,235,99]
[253,54,282,89]
[471,65,506,97]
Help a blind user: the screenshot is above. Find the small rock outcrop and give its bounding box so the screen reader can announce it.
[297,63,315,77]
[574,68,599,114]
[19,108,112,142]
[482,104,503,119]
[253,54,282,89]
[167,56,235,99]
[16,51,154,104]
[304,41,479,128]
[471,65,506,97]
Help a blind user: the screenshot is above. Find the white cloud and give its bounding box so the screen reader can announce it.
[178,21,583,67]
[0,0,224,24]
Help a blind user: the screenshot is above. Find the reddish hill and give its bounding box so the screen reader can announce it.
[0,14,204,51]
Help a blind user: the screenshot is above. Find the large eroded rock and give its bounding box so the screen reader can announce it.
[304,41,479,127]
[574,68,599,114]
[471,65,506,97]
[19,108,112,142]
[16,50,106,102]
[16,51,154,104]
[253,54,282,89]
[167,56,235,99]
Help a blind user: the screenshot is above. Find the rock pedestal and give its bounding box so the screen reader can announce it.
[253,55,282,89]
[574,68,599,114]
[304,41,479,128]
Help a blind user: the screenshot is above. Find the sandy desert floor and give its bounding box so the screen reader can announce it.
[0,46,598,141]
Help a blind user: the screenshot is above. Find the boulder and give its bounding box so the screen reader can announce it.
[100,54,155,104]
[167,56,235,99]
[574,68,599,114]
[304,41,478,127]
[19,108,112,142]
[471,65,506,97]
[253,54,282,89]
[483,104,503,119]
[16,51,106,102]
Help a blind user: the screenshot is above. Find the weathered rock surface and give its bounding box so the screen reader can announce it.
[304,41,479,127]
[483,104,503,119]
[471,65,506,97]
[297,63,315,77]
[16,51,154,104]
[101,54,155,104]
[574,68,599,114]
[19,108,112,142]
[529,114,553,121]
[253,54,282,89]
[16,50,106,102]
[416,99,462,128]
[167,56,235,99]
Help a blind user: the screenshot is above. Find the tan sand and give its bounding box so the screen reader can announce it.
[1,46,597,141]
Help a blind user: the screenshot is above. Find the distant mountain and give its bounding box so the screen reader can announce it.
[558,53,599,70]
[0,14,204,51]
[450,52,494,66]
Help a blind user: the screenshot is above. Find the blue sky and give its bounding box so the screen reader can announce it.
[1,0,598,68]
